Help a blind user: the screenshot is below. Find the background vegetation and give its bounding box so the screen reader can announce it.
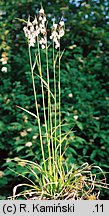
[0,0,109,199]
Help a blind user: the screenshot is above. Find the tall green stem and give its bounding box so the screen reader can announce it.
[53,43,57,161]
[46,43,55,196]
[37,37,48,144]
[28,45,46,172]
[45,43,52,176]
[58,43,62,174]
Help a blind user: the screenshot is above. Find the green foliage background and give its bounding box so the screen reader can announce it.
[0,0,109,199]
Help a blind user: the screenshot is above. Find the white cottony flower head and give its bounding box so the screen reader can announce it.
[27,15,31,25]
[58,29,65,38]
[42,16,46,23]
[32,30,39,37]
[51,30,58,38]
[58,20,65,38]
[55,42,60,49]
[39,23,45,29]
[38,14,46,26]
[39,8,45,14]
[39,23,46,34]
[39,36,47,49]
[59,21,64,27]
[23,16,40,47]
[32,16,38,25]
[38,7,47,37]
[29,37,36,47]
[39,37,47,45]
[23,8,65,49]
[41,28,46,35]
[23,26,29,38]
[39,16,46,23]
[50,20,65,49]
[39,8,46,23]
[53,23,58,29]
[30,25,34,33]
[50,22,59,47]
[32,16,40,36]
[39,16,43,21]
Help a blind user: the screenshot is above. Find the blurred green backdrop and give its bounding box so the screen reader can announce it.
[0,0,109,199]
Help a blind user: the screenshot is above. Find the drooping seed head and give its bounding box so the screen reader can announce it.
[39,8,45,14]
[59,20,64,27]
[50,19,65,49]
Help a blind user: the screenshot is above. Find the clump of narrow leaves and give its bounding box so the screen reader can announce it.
[10,158,108,200]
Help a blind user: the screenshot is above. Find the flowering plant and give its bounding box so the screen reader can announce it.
[11,7,108,200]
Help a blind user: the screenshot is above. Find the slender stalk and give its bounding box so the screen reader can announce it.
[45,43,52,176]
[46,46,54,166]
[53,42,57,162]
[49,54,55,180]
[37,37,48,143]
[46,43,55,196]
[28,45,46,173]
[58,42,62,175]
